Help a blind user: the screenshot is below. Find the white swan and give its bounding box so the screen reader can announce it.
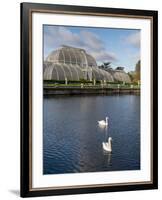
[102,137,112,152]
[98,117,108,126]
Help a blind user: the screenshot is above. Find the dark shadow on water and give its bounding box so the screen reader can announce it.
[44,93,140,99]
[9,189,19,197]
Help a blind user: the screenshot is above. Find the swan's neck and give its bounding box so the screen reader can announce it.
[108,138,112,149]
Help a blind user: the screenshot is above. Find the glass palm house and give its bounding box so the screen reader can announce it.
[43,45,131,83]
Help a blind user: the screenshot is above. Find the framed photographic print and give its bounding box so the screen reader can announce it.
[21,2,158,197]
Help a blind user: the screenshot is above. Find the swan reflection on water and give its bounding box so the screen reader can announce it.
[103,151,112,166]
[44,95,140,174]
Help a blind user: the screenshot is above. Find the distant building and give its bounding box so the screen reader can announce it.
[43,45,131,83]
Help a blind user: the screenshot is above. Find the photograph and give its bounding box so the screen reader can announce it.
[43,25,141,175]
[21,2,158,197]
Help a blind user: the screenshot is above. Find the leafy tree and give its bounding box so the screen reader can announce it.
[103,62,111,68]
[128,60,140,83]
[135,60,140,81]
[128,72,134,82]
[135,60,140,72]
[99,62,111,69]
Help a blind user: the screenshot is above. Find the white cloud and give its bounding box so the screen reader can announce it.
[44,26,117,62]
[80,30,104,50]
[44,26,83,48]
[126,32,140,48]
[90,50,116,62]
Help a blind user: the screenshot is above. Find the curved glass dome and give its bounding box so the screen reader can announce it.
[113,70,131,83]
[92,68,114,82]
[46,45,97,68]
[44,62,83,81]
[44,45,131,82]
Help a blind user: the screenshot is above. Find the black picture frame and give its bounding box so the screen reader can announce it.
[21,2,158,197]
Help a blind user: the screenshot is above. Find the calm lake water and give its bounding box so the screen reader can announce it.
[43,94,140,174]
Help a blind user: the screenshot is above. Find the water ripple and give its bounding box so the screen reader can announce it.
[43,95,140,174]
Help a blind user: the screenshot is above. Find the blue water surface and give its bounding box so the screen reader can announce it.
[43,94,140,174]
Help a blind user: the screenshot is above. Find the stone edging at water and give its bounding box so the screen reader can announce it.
[44,87,140,95]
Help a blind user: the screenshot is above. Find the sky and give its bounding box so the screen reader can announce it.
[43,25,140,72]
